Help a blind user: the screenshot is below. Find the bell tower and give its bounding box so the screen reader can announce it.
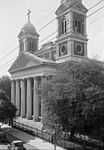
[56,0,88,62]
[18,10,39,54]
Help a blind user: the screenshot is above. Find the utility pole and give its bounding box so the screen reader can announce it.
[54,123,60,150]
[54,127,56,150]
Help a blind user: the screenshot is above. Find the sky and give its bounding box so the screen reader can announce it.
[0,0,104,77]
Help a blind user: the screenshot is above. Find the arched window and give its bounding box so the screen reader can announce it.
[61,18,67,34]
[73,13,84,35]
[29,39,34,50]
[19,40,24,51]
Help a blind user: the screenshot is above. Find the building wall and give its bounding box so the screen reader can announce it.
[35,42,57,61]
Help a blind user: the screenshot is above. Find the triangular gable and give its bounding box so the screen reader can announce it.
[56,4,67,15]
[56,2,87,15]
[9,52,40,73]
[73,3,88,13]
[9,52,56,73]
[9,52,55,73]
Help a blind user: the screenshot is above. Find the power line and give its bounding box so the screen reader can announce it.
[88,12,104,25]
[0,58,16,69]
[38,0,104,33]
[40,3,104,44]
[39,18,56,32]
[88,0,104,10]
[2,4,104,67]
[1,1,104,68]
[88,4,104,18]
[0,46,18,61]
[0,2,81,63]
[45,36,56,43]
[38,0,80,33]
[40,31,57,44]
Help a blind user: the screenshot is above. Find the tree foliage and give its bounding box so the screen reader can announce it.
[0,76,11,98]
[0,90,16,123]
[42,59,104,141]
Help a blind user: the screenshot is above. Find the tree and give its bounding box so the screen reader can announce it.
[0,76,11,99]
[42,59,104,142]
[0,90,16,125]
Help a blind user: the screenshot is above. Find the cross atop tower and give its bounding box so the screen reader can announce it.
[27,9,31,22]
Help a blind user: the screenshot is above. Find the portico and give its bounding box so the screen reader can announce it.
[11,77,41,121]
[9,52,56,124]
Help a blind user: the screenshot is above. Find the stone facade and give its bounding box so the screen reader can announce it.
[9,53,56,123]
[9,0,88,128]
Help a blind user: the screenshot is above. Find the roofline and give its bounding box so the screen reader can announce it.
[9,62,57,74]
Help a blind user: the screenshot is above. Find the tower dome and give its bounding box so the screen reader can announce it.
[18,10,38,38]
[19,23,37,37]
[18,10,39,54]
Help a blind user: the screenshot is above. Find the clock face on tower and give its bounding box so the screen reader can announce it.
[59,42,67,57]
[74,41,84,56]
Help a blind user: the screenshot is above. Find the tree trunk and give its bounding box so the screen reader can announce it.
[70,127,75,139]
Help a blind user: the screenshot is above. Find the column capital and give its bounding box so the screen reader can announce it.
[26,77,32,81]
[11,79,15,82]
[16,80,19,84]
[11,80,15,84]
[20,79,25,88]
[16,79,20,82]
[33,78,38,90]
[33,76,40,80]
[20,78,25,81]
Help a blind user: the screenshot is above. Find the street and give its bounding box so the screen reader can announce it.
[0,134,39,150]
[0,124,65,150]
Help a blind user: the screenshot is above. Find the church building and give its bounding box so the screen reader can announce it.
[9,0,88,129]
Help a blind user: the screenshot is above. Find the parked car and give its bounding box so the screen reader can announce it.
[8,140,26,150]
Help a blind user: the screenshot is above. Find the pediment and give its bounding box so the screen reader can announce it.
[56,2,87,15]
[73,3,88,13]
[9,52,54,73]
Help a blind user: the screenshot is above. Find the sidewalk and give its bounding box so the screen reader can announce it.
[8,127,66,150]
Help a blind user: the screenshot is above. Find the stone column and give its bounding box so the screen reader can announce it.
[26,78,32,120]
[41,76,47,123]
[11,80,15,105]
[16,80,20,116]
[20,79,26,118]
[33,77,39,121]
[84,16,87,36]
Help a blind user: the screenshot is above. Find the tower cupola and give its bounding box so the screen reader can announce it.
[56,0,88,62]
[18,10,39,54]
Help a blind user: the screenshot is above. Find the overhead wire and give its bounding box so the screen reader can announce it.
[38,0,104,33]
[39,0,104,46]
[40,31,57,44]
[1,0,104,69]
[88,0,104,10]
[38,0,81,33]
[39,18,56,32]
[88,4,104,18]
[0,46,18,61]
[0,58,16,69]
[2,0,104,57]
